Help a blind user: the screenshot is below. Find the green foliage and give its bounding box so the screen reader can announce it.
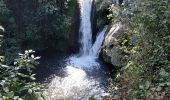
[0,0,9,15]
[95,0,112,31]
[0,0,78,98]
[0,50,44,100]
[88,96,95,100]
[0,0,77,63]
[108,0,170,99]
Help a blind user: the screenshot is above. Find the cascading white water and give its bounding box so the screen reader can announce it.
[44,0,109,99]
[90,26,107,57]
[66,26,107,68]
[79,0,93,55]
[67,0,108,68]
[79,0,107,58]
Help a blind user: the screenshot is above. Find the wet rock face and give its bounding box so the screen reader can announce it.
[68,1,80,53]
[100,22,129,67]
[96,0,112,9]
[94,0,112,32]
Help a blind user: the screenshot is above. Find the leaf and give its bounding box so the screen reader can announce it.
[18,53,23,56]
[122,39,128,45]
[0,80,6,86]
[42,91,48,97]
[166,82,170,86]
[8,91,14,97]
[34,56,41,60]
[159,68,169,77]
[139,85,144,89]
[18,98,23,100]
[14,62,17,65]
[3,87,9,93]
[1,64,9,68]
[14,96,19,100]
[145,81,150,89]
[30,74,36,80]
[159,83,166,87]
[28,89,33,94]
[31,54,34,58]
[17,73,28,78]
[156,86,162,91]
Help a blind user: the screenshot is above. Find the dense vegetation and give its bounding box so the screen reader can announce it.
[0,0,77,64]
[0,49,44,99]
[0,0,77,99]
[107,0,170,99]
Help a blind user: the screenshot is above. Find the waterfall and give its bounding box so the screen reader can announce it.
[79,0,93,55]
[90,26,107,57]
[45,0,109,99]
[66,0,107,68]
[79,0,107,58]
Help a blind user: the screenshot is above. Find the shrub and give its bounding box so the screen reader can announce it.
[0,50,44,100]
[108,0,170,99]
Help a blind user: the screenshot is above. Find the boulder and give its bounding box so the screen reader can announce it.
[100,22,128,67]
